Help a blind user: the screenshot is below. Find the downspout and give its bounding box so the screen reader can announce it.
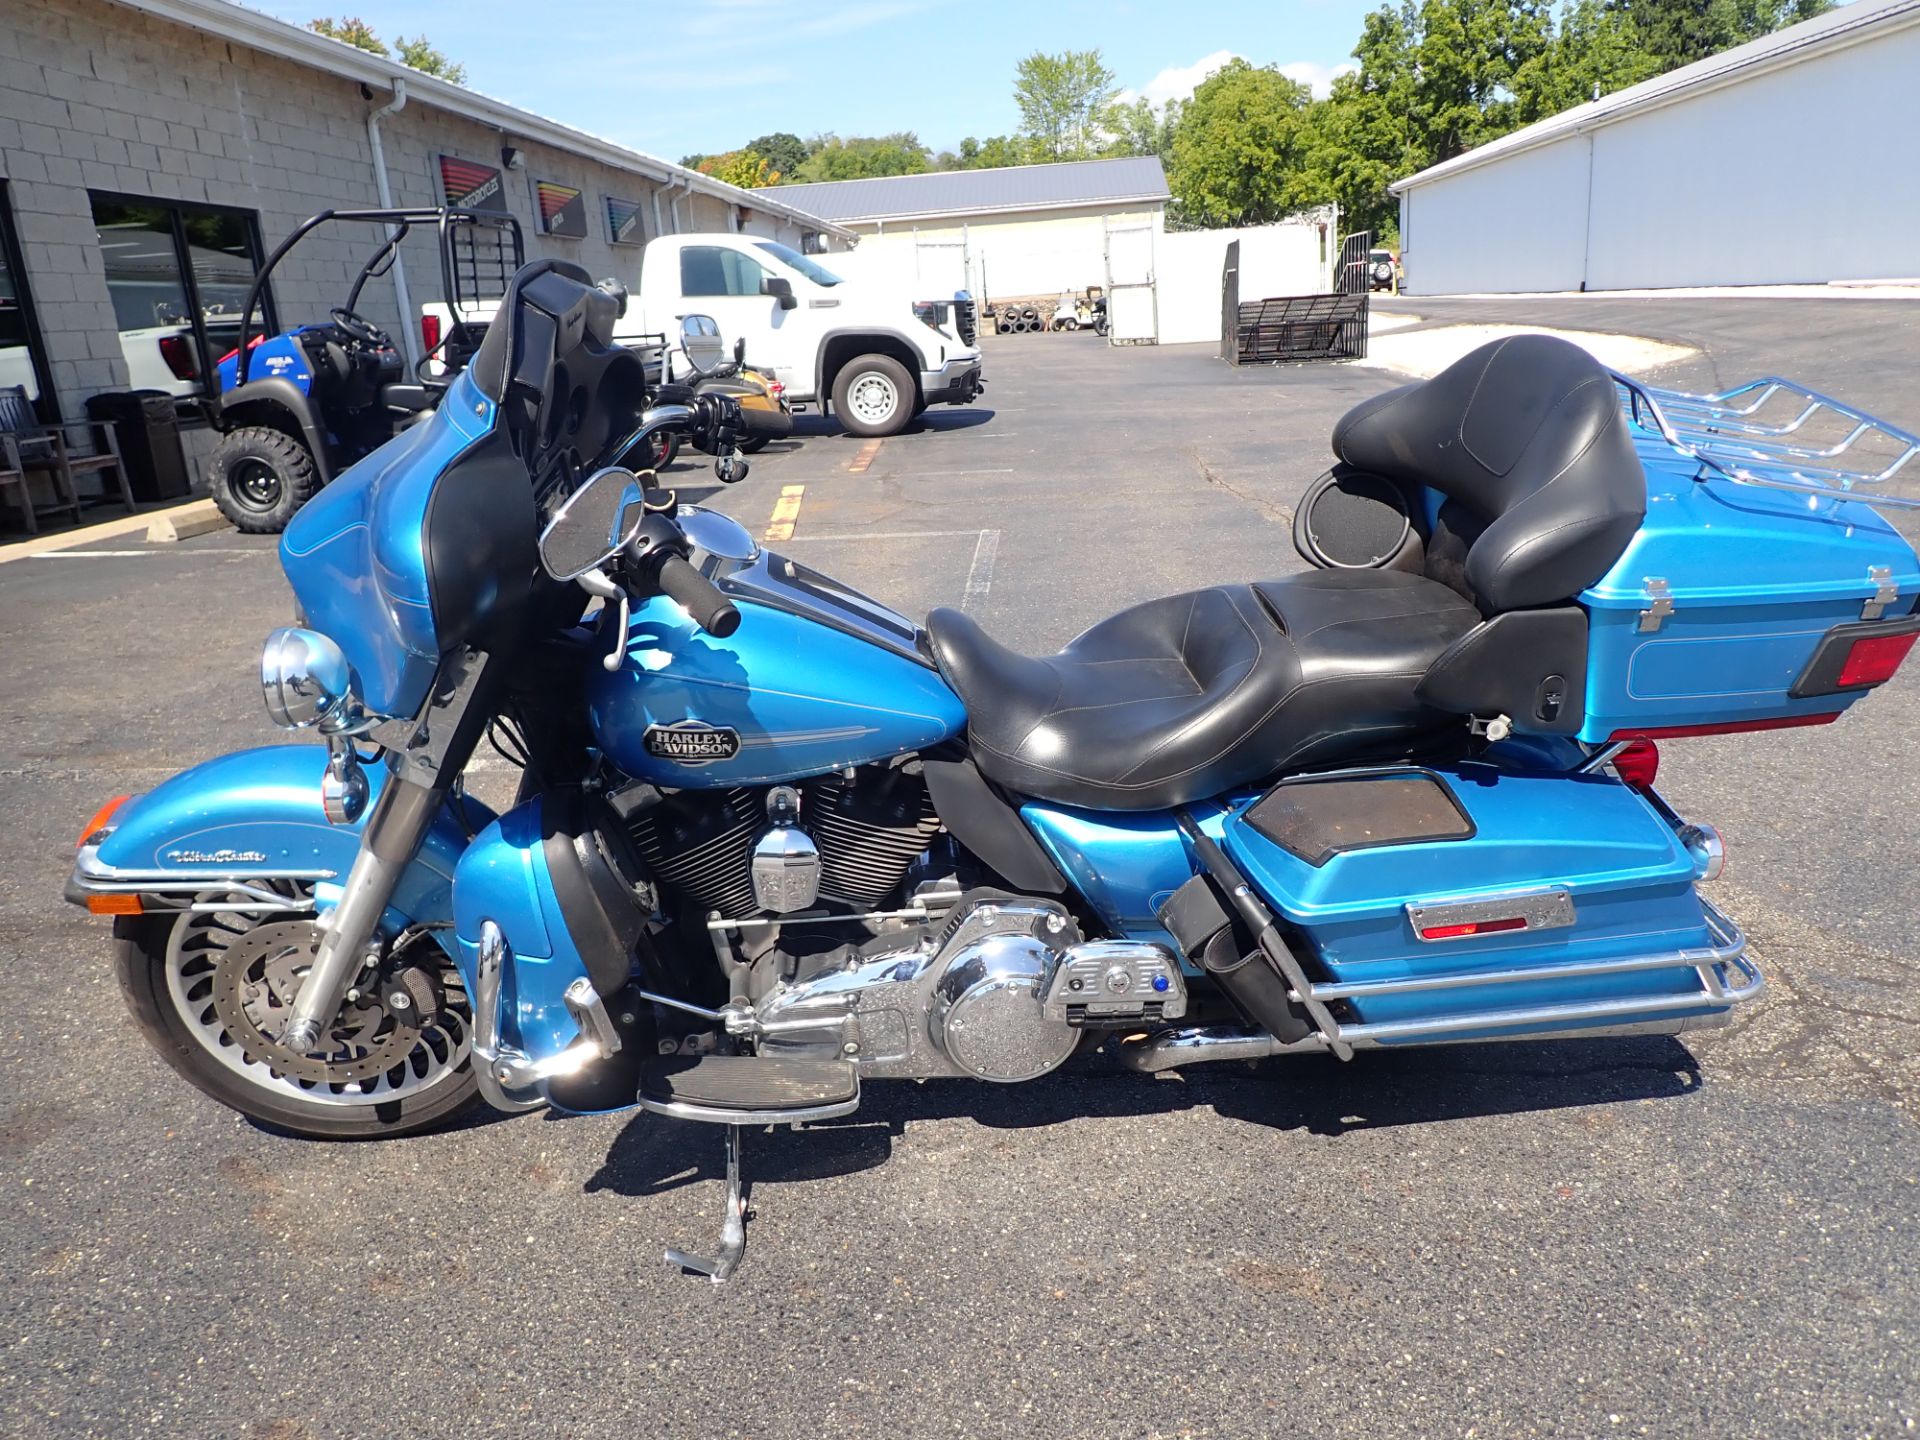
[366,77,421,372]
[664,176,694,234]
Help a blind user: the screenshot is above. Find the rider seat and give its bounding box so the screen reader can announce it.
[927,570,1479,812]
[930,336,1648,811]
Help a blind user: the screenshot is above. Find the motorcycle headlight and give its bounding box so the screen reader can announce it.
[261,627,363,733]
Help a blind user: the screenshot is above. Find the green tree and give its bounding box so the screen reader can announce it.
[309,18,466,83]
[1605,0,1830,70]
[697,149,778,188]
[309,16,385,54]
[747,132,811,177]
[794,133,932,181]
[393,34,467,84]
[955,134,1034,169]
[1168,60,1314,226]
[1013,49,1118,160]
[1103,96,1180,163]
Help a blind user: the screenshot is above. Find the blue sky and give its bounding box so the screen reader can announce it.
[253,0,1388,162]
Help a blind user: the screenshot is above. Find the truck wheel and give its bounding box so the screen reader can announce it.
[208,426,319,534]
[833,354,915,437]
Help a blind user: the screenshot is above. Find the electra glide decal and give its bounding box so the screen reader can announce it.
[643,722,742,765]
[165,848,269,864]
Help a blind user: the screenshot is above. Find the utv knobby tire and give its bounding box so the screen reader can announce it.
[208,426,319,535]
[832,353,915,438]
[111,916,481,1140]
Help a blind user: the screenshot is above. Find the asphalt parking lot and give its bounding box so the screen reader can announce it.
[2,310,1917,1439]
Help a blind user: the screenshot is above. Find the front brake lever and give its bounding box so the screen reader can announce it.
[577,570,631,673]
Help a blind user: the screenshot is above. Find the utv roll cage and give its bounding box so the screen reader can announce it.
[230,206,525,387]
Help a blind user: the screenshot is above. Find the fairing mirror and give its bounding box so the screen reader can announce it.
[539,467,647,580]
[679,314,727,378]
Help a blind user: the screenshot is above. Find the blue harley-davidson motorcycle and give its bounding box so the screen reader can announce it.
[68,261,1920,1280]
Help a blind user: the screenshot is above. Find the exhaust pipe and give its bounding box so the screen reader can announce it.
[1115,1026,1328,1073]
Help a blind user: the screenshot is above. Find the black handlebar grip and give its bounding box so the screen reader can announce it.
[655,553,741,638]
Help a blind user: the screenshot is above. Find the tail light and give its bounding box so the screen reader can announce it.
[157,334,197,380]
[1836,630,1918,687]
[421,313,443,354]
[1608,713,1838,742]
[1418,916,1528,941]
[1612,739,1660,791]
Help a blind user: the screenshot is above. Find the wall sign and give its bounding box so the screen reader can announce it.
[436,154,509,213]
[536,180,587,239]
[605,195,646,246]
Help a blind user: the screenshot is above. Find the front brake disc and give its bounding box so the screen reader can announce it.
[209,920,420,1085]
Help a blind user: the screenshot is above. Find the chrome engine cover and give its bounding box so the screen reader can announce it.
[754,896,1185,1082]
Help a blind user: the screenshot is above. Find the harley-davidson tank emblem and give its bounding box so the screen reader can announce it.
[165,848,269,864]
[643,722,741,766]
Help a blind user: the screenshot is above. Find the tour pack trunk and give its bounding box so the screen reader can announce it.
[1577,386,1920,744]
[1218,762,1756,1047]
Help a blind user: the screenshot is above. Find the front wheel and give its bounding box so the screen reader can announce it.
[832,354,916,437]
[113,906,480,1139]
[207,426,320,534]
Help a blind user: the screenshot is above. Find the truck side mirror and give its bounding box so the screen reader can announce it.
[762,277,797,311]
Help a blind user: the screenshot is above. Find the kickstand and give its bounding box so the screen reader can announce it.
[665,1123,748,1283]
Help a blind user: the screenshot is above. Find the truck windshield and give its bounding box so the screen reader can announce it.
[754,242,842,287]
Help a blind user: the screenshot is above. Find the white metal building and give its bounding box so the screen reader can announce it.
[776,158,1171,312]
[1392,0,1920,294]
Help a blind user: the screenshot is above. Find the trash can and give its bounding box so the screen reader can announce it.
[85,389,190,502]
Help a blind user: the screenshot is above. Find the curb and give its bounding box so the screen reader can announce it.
[0,497,232,565]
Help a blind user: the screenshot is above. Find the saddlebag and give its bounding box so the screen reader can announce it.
[1219,763,1757,1047]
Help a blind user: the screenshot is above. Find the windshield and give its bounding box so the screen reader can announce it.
[754,241,842,287]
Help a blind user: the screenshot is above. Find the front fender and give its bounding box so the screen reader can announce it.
[69,745,491,942]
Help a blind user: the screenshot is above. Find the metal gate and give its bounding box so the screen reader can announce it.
[1103,216,1157,345]
[1337,230,1373,294]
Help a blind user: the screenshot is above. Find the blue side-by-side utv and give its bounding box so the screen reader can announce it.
[204,207,522,533]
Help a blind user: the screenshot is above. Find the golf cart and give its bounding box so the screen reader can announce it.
[205,207,523,532]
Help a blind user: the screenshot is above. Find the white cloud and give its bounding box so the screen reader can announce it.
[1122,50,1357,110]
[1279,60,1357,98]
[1122,49,1242,110]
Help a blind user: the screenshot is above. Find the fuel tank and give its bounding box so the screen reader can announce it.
[587,507,966,787]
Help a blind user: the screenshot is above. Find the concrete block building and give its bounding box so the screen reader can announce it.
[0,0,845,489]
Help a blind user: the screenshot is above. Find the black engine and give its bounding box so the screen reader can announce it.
[616,760,943,919]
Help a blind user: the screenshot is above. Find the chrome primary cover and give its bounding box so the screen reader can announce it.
[930,931,1077,1082]
[752,896,1187,1083]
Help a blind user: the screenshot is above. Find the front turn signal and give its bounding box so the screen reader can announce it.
[77,795,129,848]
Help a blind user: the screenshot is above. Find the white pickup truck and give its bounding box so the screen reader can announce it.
[423,233,982,437]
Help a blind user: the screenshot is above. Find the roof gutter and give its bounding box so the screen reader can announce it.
[101,0,853,238]
[1390,0,1920,193]
[364,77,420,371]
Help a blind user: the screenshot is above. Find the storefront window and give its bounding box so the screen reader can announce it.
[0,185,45,403]
[90,195,267,398]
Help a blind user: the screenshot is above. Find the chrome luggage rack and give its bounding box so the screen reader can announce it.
[1613,371,1920,509]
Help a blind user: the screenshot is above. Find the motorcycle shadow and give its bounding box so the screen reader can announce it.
[583,1035,1703,1199]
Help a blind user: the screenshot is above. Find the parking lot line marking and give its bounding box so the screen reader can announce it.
[30,550,159,558]
[787,529,989,542]
[764,484,806,541]
[848,440,883,473]
[891,469,1016,478]
[962,530,1000,614]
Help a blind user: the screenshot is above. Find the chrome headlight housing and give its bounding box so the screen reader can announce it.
[261,627,366,734]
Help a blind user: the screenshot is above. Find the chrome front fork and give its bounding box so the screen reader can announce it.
[280,778,435,1055]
